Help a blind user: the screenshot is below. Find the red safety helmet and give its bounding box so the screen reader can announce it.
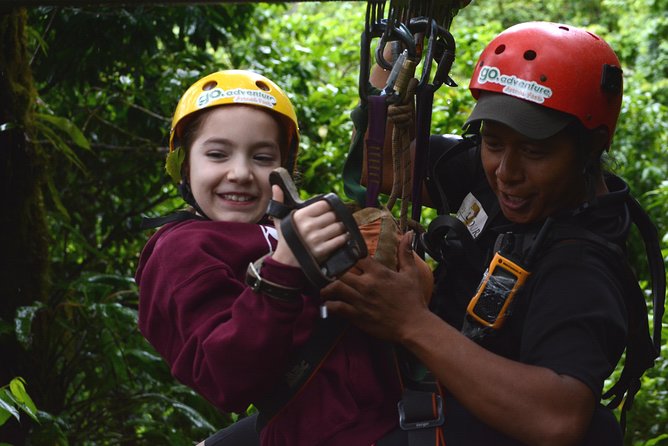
[468,22,623,147]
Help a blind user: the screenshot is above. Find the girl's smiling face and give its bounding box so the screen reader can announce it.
[187,105,281,223]
[481,121,586,224]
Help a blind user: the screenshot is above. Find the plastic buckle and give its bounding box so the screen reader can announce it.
[398,394,445,430]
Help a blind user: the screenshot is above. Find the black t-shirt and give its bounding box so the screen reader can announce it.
[425,135,629,445]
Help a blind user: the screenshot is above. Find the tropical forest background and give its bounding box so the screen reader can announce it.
[1,0,667,444]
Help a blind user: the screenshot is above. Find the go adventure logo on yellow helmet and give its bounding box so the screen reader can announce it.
[165,70,300,184]
[196,87,277,109]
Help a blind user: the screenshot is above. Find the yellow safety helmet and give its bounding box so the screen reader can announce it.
[166,70,300,183]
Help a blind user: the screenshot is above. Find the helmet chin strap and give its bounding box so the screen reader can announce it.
[178,181,212,220]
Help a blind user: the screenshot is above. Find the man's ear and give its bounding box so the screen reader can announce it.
[594,127,611,155]
[583,128,609,171]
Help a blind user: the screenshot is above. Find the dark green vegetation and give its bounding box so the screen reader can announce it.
[1,1,666,444]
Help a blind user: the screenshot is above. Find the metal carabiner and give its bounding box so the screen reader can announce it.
[432,30,457,89]
[375,19,417,71]
[358,0,389,104]
[409,17,456,91]
[358,19,387,105]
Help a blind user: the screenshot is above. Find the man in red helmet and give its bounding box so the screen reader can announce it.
[199,21,661,446]
[324,21,661,446]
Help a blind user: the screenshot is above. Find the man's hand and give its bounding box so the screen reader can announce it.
[322,232,431,342]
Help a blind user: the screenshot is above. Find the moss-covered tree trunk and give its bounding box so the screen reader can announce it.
[0,6,49,443]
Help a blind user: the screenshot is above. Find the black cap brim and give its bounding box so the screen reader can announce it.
[464,92,573,140]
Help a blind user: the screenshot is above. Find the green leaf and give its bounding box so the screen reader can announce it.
[0,391,20,425]
[36,113,91,150]
[8,378,38,422]
[171,402,215,431]
[34,120,87,172]
[8,378,26,402]
[165,146,185,183]
[45,174,71,222]
[644,433,668,446]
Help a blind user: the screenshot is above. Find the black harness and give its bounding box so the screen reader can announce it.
[422,136,664,435]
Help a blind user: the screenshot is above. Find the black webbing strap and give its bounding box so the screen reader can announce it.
[411,20,457,221]
[601,194,665,432]
[411,84,435,221]
[624,195,665,351]
[377,387,444,446]
[507,213,661,434]
[399,390,443,425]
[254,315,348,430]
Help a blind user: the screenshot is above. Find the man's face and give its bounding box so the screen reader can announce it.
[480,121,586,224]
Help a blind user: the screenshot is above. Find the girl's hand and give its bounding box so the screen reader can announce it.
[271,185,349,267]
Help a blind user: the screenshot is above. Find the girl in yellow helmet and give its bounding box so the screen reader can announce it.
[136,70,403,446]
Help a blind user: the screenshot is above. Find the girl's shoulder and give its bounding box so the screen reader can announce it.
[146,219,278,267]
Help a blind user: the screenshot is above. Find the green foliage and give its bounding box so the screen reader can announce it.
[5,273,230,444]
[7,1,666,444]
[214,2,367,197]
[0,377,38,428]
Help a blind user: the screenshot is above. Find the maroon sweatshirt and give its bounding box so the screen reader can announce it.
[136,219,401,445]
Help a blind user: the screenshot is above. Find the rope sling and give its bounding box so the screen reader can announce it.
[344,3,470,444]
[346,0,466,232]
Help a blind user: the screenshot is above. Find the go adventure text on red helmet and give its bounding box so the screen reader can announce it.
[166,70,300,183]
[468,21,623,147]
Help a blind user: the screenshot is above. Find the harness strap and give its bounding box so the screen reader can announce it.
[377,386,446,446]
[254,316,348,431]
[475,217,660,435]
[624,195,665,350]
[411,84,435,221]
[410,19,455,221]
[399,388,445,428]
[366,95,389,207]
[255,204,406,433]
[343,86,382,207]
[600,195,664,433]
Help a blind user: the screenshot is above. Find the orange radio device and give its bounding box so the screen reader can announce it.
[466,218,554,331]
